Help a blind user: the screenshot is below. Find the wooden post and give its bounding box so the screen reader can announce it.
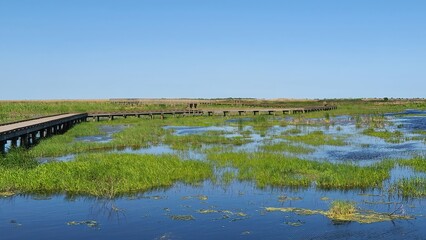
[0,141,5,154]
[21,134,29,148]
[11,138,18,147]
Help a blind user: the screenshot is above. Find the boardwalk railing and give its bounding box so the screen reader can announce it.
[87,106,337,120]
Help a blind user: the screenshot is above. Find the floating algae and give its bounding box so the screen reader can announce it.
[265,207,414,224]
[67,220,99,228]
[181,195,208,201]
[278,195,303,202]
[197,208,249,222]
[320,197,330,201]
[197,209,219,214]
[170,215,195,221]
[31,195,52,200]
[363,200,402,205]
[285,220,305,227]
[266,207,323,216]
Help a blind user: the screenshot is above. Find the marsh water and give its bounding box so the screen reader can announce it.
[2,111,426,239]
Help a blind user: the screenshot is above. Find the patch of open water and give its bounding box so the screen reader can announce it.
[74,125,127,143]
[1,181,425,240]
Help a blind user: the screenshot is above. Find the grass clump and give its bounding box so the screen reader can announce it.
[283,130,346,146]
[0,148,38,169]
[283,128,302,135]
[0,153,213,197]
[391,177,426,198]
[362,128,404,143]
[398,156,426,173]
[328,200,357,219]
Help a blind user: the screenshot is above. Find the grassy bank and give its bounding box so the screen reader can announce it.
[0,153,213,197]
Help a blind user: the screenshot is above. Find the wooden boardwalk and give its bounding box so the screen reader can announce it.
[0,113,87,153]
[87,106,337,120]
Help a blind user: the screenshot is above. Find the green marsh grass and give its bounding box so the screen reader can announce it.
[0,153,213,197]
[283,128,303,135]
[328,200,357,218]
[260,141,314,154]
[362,128,405,143]
[399,156,426,173]
[283,130,347,146]
[392,177,426,198]
[207,152,393,189]
[164,131,252,151]
[27,119,167,157]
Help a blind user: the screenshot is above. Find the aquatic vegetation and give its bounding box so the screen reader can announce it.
[196,208,248,222]
[399,156,426,173]
[207,152,393,190]
[67,220,99,228]
[391,177,426,198]
[265,201,413,224]
[283,128,302,135]
[362,128,405,143]
[285,220,305,227]
[260,141,314,154]
[413,130,426,135]
[170,215,195,221]
[164,131,251,151]
[221,171,236,185]
[0,153,213,197]
[278,195,302,202]
[181,195,208,201]
[328,200,357,219]
[283,130,347,146]
[197,209,218,214]
[26,120,167,157]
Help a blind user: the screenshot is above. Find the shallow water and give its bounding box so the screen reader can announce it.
[3,110,426,239]
[1,181,425,240]
[74,125,127,143]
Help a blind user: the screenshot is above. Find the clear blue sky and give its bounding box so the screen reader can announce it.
[1,0,425,100]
